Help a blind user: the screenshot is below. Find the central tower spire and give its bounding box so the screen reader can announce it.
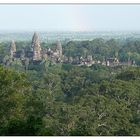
[31,32,42,60]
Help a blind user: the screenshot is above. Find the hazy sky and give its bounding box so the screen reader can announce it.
[0,5,140,31]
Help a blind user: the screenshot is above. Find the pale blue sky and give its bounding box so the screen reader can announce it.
[0,5,140,31]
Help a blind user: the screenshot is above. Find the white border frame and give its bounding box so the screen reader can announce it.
[0,1,140,140]
[0,0,140,4]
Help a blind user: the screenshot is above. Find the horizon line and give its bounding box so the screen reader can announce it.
[1,30,140,33]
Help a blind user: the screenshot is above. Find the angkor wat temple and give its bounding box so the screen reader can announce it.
[2,32,136,68]
[3,32,63,66]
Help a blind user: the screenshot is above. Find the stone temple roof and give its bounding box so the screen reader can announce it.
[10,40,16,52]
[56,40,62,50]
[31,32,40,48]
[32,32,39,41]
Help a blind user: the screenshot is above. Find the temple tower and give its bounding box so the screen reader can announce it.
[10,40,16,58]
[31,32,42,60]
[56,40,62,58]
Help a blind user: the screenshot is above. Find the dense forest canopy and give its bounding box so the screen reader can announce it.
[63,38,140,64]
[0,37,140,136]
